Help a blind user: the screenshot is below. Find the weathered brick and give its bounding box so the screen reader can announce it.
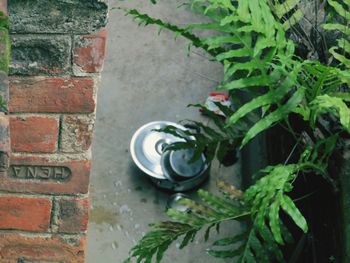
[0,154,91,194]
[0,112,9,172]
[10,116,59,153]
[0,112,9,152]
[9,0,107,34]
[9,77,95,113]
[61,115,95,153]
[0,196,51,232]
[0,233,86,262]
[73,30,106,75]
[57,197,89,234]
[10,35,71,75]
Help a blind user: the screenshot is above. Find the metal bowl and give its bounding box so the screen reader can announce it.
[130,121,186,179]
[130,121,209,191]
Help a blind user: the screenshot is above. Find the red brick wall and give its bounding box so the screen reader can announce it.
[0,0,108,262]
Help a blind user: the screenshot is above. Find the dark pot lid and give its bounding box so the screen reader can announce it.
[161,148,206,182]
[169,148,205,179]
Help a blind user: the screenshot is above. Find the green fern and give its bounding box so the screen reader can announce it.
[268,0,304,30]
[126,161,311,262]
[155,104,244,165]
[208,225,285,262]
[123,0,348,262]
[245,164,307,245]
[323,0,350,67]
[293,60,350,128]
[0,96,7,112]
[125,189,249,263]
[310,94,350,132]
[0,11,10,73]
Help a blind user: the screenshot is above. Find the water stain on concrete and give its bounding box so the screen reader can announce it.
[90,206,119,226]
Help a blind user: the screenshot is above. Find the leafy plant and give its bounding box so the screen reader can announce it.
[0,95,7,112]
[125,158,322,263]
[0,10,9,111]
[0,11,10,73]
[122,0,350,262]
[155,103,244,165]
[323,0,350,67]
[268,0,304,31]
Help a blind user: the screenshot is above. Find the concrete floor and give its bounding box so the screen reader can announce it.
[87,1,242,262]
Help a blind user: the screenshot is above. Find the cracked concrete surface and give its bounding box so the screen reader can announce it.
[87,1,243,262]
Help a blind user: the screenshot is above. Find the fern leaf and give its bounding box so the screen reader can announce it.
[329,47,350,67]
[327,0,350,20]
[269,198,283,244]
[207,245,244,258]
[127,188,249,262]
[241,88,305,147]
[269,0,303,30]
[226,75,292,126]
[280,195,308,233]
[272,0,300,19]
[220,75,272,90]
[203,35,242,50]
[167,208,208,226]
[329,92,350,101]
[323,0,350,67]
[123,8,222,57]
[244,164,307,244]
[216,48,252,61]
[310,94,350,132]
[208,228,276,262]
[198,189,242,214]
[282,9,304,30]
[212,233,248,246]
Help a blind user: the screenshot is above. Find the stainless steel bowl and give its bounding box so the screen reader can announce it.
[130,121,185,179]
[130,121,210,191]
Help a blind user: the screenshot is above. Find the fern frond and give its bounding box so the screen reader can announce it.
[302,61,344,100]
[310,94,350,132]
[208,224,285,262]
[269,0,304,31]
[241,87,305,147]
[122,8,222,58]
[244,164,308,244]
[127,190,249,263]
[323,0,350,67]
[155,104,242,164]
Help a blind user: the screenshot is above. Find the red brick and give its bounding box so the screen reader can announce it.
[0,233,85,262]
[9,77,95,113]
[0,196,51,232]
[73,30,106,74]
[57,197,89,234]
[0,154,90,194]
[10,116,59,153]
